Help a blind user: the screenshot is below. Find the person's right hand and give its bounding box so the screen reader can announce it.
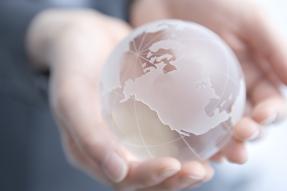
[131,0,287,165]
[27,9,214,191]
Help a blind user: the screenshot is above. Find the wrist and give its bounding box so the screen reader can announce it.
[26,9,104,70]
[130,0,170,27]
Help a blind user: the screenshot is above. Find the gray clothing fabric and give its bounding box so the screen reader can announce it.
[0,1,130,191]
[0,1,255,191]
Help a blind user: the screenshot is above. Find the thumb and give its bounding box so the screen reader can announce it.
[51,77,129,183]
[246,10,287,84]
[75,120,129,183]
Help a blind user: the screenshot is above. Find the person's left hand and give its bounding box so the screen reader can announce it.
[27,9,214,191]
[131,0,287,165]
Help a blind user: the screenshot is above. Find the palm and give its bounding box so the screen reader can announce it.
[183,2,287,162]
[147,0,287,162]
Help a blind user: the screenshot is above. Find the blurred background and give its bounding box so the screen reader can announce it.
[0,0,286,191]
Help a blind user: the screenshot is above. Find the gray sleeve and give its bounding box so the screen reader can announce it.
[0,1,50,40]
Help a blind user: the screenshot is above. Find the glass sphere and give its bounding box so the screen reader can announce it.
[100,20,246,161]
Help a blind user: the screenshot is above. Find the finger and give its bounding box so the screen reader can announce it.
[252,97,287,125]
[246,11,287,84]
[201,162,214,183]
[213,117,259,163]
[61,129,93,170]
[51,79,129,183]
[185,162,214,190]
[210,152,225,163]
[233,117,260,142]
[244,100,253,117]
[222,139,247,164]
[51,77,105,143]
[48,16,131,183]
[61,128,96,171]
[249,76,281,105]
[77,124,128,184]
[150,161,208,191]
[248,78,286,124]
[117,158,181,191]
[60,129,110,184]
[235,48,261,92]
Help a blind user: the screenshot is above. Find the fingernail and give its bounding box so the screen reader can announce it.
[187,164,206,180]
[160,166,180,179]
[102,152,127,183]
[261,113,277,126]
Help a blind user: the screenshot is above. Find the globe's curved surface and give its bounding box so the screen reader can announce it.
[100,20,246,161]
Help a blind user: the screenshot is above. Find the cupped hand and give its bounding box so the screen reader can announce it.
[27,9,213,191]
[132,0,287,165]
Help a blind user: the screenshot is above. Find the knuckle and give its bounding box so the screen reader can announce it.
[141,175,159,187]
[160,180,178,191]
[81,139,107,162]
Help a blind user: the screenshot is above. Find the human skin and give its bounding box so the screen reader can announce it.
[27,10,209,191]
[131,0,287,189]
[26,0,287,190]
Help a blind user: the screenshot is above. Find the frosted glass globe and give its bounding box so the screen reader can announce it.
[100,20,246,161]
